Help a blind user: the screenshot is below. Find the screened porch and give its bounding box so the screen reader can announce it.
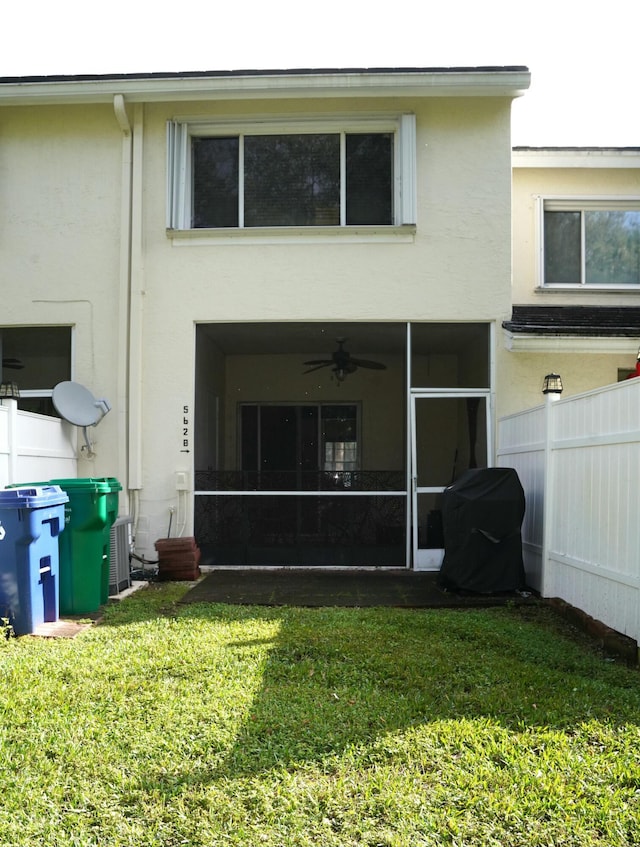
[194,322,491,567]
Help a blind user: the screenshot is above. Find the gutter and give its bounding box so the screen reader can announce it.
[0,67,531,106]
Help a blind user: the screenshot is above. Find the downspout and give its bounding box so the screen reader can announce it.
[113,94,133,514]
[128,104,145,527]
[113,95,144,528]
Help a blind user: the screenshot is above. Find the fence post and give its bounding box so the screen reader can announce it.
[540,393,560,598]
[6,398,18,485]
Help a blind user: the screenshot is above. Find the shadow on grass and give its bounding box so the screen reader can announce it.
[98,581,195,626]
[173,600,639,779]
[98,583,639,781]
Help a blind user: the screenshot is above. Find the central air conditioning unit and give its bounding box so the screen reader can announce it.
[109,516,133,596]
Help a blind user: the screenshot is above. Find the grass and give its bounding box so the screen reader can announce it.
[0,583,638,846]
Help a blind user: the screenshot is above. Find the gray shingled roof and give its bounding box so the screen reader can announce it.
[503,306,640,336]
[0,66,529,85]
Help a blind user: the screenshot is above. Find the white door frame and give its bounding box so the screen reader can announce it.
[410,389,492,571]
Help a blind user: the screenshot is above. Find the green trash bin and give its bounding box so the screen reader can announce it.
[49,478,113,615]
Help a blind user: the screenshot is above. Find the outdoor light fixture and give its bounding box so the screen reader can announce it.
[0,381,20,399]
[542,373,563,395]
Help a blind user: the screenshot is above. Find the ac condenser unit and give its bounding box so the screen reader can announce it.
[109,516,133,596]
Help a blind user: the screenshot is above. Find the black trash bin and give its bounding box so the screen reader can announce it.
[439,467,526,593]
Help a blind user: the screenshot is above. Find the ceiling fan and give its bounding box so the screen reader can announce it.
[2,358,24,370]
[303,338,386,382]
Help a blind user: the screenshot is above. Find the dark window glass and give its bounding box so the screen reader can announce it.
[240,405,258,471]
[1,326,71,417]
[321,405,358,441]
[544,211,581,284]
[240,404,357,475]
[192,132,394,228]
[244,134,340,227]
[192,137,239,228]
[260,406,298,470]
[346,133,393,225]
[300,406,319,471]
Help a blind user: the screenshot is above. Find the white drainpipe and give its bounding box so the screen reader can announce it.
[113,95,144,520]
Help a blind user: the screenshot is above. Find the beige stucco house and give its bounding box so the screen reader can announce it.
[503,147,640,413]
[1,67,637,570]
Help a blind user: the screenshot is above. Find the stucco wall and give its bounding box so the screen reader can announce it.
[132,96,513,549]
[0,104,124,478]
[1,91,516,554]
[495,347,633,418]
[512,165,640,305]
[499,162,640,418]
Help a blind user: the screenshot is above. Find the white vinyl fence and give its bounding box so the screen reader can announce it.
[0,399,77,488]
[498,379,640,644]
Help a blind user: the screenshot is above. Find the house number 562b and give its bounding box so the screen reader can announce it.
[181,405,190,453]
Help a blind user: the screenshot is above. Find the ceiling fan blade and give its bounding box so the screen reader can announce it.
[303,363,331,374]
[303,340,385,379]
[352,358,386,370]
[2,357,25,370]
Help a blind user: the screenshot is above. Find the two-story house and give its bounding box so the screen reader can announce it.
[1,66,557,570]
[505,147,640,413]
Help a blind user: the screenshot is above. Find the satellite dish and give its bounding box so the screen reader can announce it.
[53,381,108,426]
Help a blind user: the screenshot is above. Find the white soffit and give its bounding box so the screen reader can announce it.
[0,68,531,106]
[503,330,640,353]
[513,148,640,169]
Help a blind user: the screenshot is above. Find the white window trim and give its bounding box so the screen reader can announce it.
[536,195,640,291]
[167,113,417,236]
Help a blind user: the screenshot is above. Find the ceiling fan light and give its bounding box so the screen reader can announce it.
[302,338,385,382]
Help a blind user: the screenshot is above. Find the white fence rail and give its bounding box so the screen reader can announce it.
[498,379,640,644]
[0,399,77,488]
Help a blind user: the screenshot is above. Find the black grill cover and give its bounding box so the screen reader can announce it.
[439,467,526,593]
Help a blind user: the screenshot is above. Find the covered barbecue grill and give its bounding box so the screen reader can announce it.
[439,467,526,593]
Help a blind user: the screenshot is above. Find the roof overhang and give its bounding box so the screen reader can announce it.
[503,331,640,354]
[503,306,640,353]
[0,66,531,106]
[513,147,640,169]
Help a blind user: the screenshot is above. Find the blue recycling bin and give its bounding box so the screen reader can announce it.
[0,485,69,635]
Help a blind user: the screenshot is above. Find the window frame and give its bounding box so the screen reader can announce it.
[167,114,416,234]
[537,195,640,290]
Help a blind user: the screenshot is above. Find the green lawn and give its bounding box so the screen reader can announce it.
[0,582,638,846]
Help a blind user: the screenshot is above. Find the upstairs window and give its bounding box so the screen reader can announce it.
[541,198,640,288]
[167,115,416,231]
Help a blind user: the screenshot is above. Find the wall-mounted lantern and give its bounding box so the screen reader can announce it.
[0,381,20,400]
[542,373,563,397]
